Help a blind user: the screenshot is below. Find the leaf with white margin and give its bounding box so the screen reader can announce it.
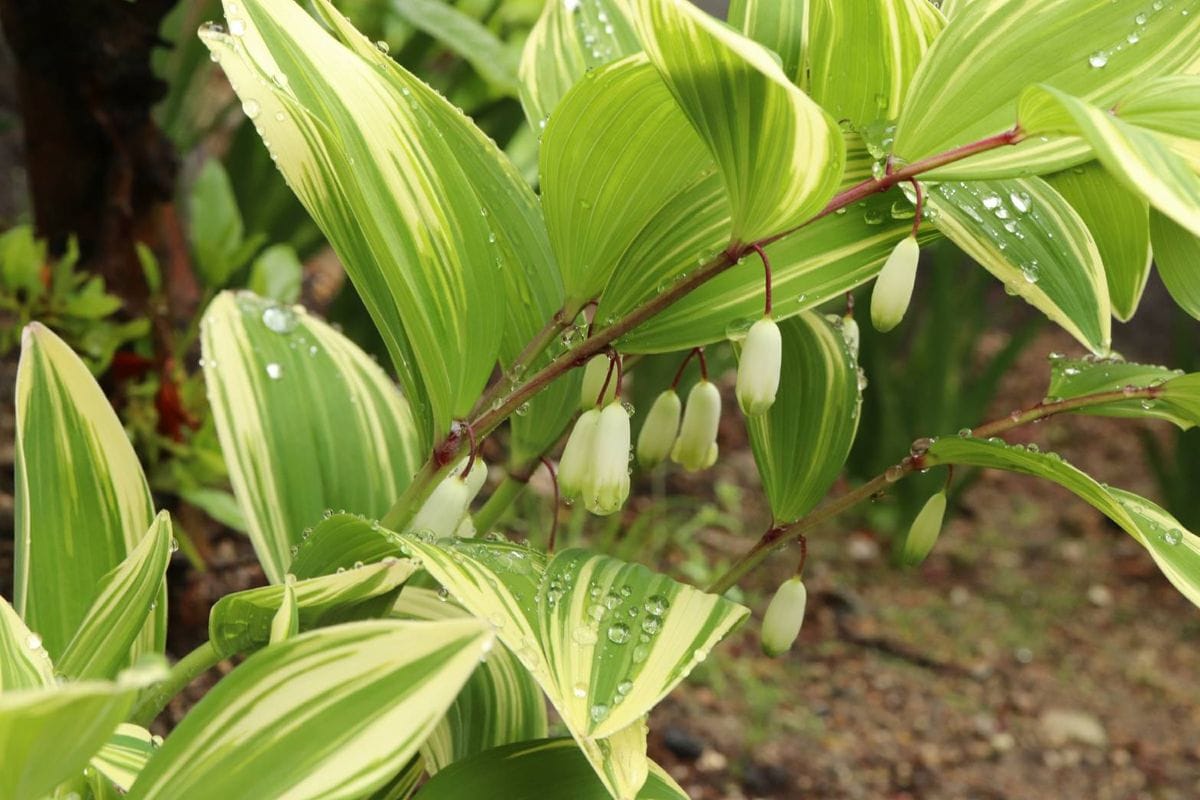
[0,595,52,692]
[630,0,844,243]
[90,724,155,793]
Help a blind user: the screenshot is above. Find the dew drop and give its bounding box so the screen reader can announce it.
[26,633,42,650]
[607,623,631,644]
[261,305,297,334]
[265,362,283,380]
[242,98,261,119]
[1088,51,1109,69]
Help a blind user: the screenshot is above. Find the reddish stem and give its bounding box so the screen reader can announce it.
[909,178,925,238]
[459,420,478,479]
[751,243,773,316]
[670,346,708,389]
[540,457,560,553]
[596,349,622,405]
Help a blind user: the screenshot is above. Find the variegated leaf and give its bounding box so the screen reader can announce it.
[1149,209,1200,320]
[394,536,748,798]
[1042,355,1195,428]
[14,323,162,662]
[57,512,173,681]
[924,176,1111,352]
[726,0,809,87]
[202,291,423,584]
[90,724,155,793]
[393,588,548,774]
[743,312,861,523]
[208,558,418,657]
[518,0,642,127]
[201,0,505,440]
[923,437,1200,607]
[630,0,845,243]
[894,0,1200,179]
[126,621,492,800]
[0,595,52,693]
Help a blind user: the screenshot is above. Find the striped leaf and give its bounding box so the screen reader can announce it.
[14,322,162,663]
[208,558,417,657]
[807,0,944,127]
[90,724,155,793]
[414,738,687,800]
[201,291,423,584]
[126,620,493,800]
[630,0,845,243]
[57,512,173,681]
[393,536,748,798]
[893,0,1200,179]
[744,312,861,523]
[726,0,809,87]
[393,588,548,774]
[1149,209,1200,320]
[0,659,166,800]
[923,437,1200,606]
[1045,162,1152,320]
[540,54,725,309]
[308,3,578,467]
[518,0,641,127]
[618,190,933,353]
[924,176,1111,352]
[201,0,506,441]
[1116,74,1200,159]
[0,595,52,692]
[1018,84,1200,238]
[1043,355,1195,428]
[387,0,521,94]
[289,513,404,578]
[269,582,299,643]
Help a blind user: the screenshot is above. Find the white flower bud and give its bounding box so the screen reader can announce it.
[583,402,632,515]
[636,390,682,468]
[761,577,807,657]
[454,514,477,539]
[410,475,471,539]
[736,317,782,416]
[461,457,487,502]
[898,490,947,566]
[671,380,721,471]
[841,314,860,359]
[579,354,617,410]
[558,408,601,499]
[870,235,920,332]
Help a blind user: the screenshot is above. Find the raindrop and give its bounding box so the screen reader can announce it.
[265,362,283,380]
[590,703,609,722]
[242,99,261,119]
[26,633,42,650]
[1088,51,1109,69]
[261,305,297,334]
[644,595,669,616]
[607,623,631,644]
[573,682,587,698]
[1163,529,1183,546]
[1010,191,1032,213]
[228,17,246,36]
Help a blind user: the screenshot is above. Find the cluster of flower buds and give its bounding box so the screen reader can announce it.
[897,490,947,566]
[735,317,782,417]
[558,353,631,516]
[761,576,807,657]
[410,456,487,539]
[871,234,920,332]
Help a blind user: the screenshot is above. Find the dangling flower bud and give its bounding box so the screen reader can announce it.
[736,317,782,416]
[761,577,807,657]
[580,354,617,410]
[870,234,920,332]
[672,380,721,471]
[558,408,601,499]
[461,457,488,503]
[841,314,860,359]
[637,390,682,468]
[897,490,947,566]
[583,401,631,515]
[410,474,471,539]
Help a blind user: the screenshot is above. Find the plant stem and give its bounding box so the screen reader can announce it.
[705,383,1163,595]
[471,310,573,418]
[380,128,1024,532]
[473,475,528,532]
[130,639,222,726]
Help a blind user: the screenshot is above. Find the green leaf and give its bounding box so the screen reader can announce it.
[1114,74,1200,148]
[0,595,53,692]
[1018,84,1200,238]
[393,587,547,774]
[924,176,1111,352]
[126,620,493,800]
[1149,209,1200,320]
[517,0,641,126]
[394,536,748,798]
[247,243,303,304]
[201,292,423,583]
[726,0,809,86]
[90,724,155,793]
[388,0,521,94]
[208,558,418,657]
[202,0,506,440]
[541,55,723,308]
[1042,355,1196,428]
[57,512,173,681]
[0,224,46,296]
[269,582,299,643]
[289,514,403,578]
[414,738,687,800]
[1044,162,1151,321]
[893,0,1200,179]
[923,437,1200,606]
[744,312,861,522]
[807,0,944,127]
[0,659,166,800]
[630,0,844,243]
[14,323,163,662]
[189,159,247,288]
[617,190,929,353]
